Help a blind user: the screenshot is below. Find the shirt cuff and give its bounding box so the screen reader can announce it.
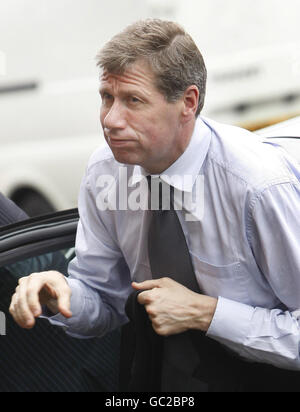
[40,278,84,329]
[207,296,255,345]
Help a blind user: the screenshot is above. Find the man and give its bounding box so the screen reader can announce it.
[9,20,300,391]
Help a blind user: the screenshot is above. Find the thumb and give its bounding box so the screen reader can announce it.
[132,279,163,290]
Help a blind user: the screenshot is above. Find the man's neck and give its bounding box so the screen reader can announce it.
[144,118,196,175]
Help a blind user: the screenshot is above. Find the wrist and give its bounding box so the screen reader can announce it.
[191,294,218,332]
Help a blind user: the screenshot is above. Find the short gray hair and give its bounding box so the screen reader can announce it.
[96,19,207,116]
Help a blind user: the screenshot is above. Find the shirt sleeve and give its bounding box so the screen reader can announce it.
[45,167,132,338]
[207,180,300,370]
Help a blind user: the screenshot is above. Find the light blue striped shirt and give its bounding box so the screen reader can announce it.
[48,117,300,371]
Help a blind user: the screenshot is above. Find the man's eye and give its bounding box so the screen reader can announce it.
[129,96,141,104]
[102,93,113,101]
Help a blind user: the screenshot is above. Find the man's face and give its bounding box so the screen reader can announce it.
[99,60,191,174]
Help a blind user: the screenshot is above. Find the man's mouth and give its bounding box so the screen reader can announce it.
[108,137,135,147]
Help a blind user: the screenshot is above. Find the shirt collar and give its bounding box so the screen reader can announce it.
[129,117,212,193]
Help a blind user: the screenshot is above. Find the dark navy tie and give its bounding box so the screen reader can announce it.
[147,176,200,293]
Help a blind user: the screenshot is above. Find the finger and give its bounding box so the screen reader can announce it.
[137,290,154,305]
[56,286,72,318]
[9,293,19,322]
[11,294,30,329]
[46,275,72,318]
[18,276,26,285]
[132,279,165,291]
[26,276,46,317]
[15,277,36,328]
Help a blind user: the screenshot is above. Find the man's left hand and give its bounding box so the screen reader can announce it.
[132,278,218,336]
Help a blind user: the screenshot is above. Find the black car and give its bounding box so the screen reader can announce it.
[0,124,299,392]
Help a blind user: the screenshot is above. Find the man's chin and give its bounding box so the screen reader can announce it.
[110,148,140,166]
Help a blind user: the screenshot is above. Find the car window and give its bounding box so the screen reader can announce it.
[4,250,70,281]
[0,248,120,392]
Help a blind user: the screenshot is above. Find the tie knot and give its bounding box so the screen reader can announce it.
[147,176,174,211]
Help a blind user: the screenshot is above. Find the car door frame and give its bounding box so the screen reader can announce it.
[0,208,79,267]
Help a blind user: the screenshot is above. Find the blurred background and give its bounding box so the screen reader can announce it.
[0,0,300,217]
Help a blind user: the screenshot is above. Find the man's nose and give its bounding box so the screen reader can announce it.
[103,101,126,131]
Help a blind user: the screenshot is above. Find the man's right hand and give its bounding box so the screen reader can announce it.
[9,271,72,329]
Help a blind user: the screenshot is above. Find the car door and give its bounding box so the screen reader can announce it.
[0,209,120,392]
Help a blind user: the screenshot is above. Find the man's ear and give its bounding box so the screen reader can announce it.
[182,85,199,121]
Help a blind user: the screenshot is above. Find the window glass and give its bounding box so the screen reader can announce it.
[4,249,70,281]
